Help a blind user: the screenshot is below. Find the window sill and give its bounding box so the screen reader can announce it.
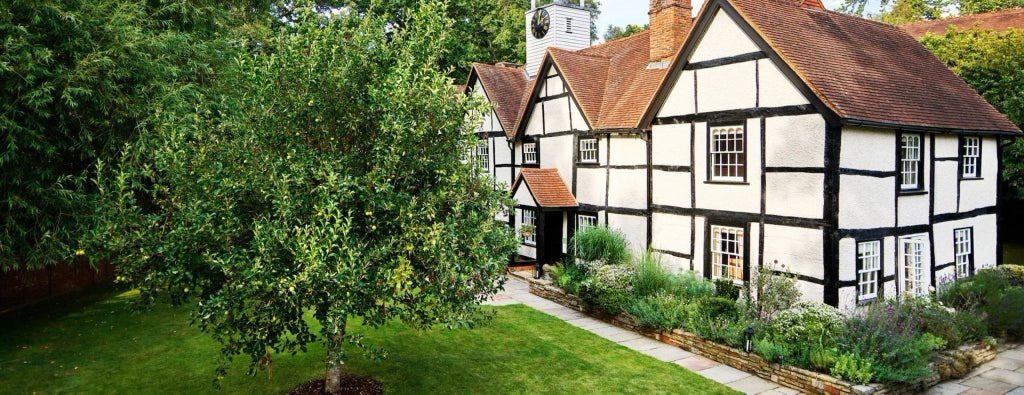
[960,177,984,181]
[856,297,879,306]
[521,242,536,247]
[705,180,750,186]
[898,190,928,196]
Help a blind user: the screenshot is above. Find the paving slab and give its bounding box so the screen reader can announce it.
[1003,350,1024,362]
[727,375,779,394]
[1009,388,1024,395]
[566,318,609,330]
[604,328,644,343]
[698,364,751,384]
[965,365,997,379]
[926,382,969,395]
[675,355,720,372]
[980,369,1024,386]
[756,388,800,395]
[645,345,695,362]
[619,336,665,352]
[960,376,1018,394]
[987,358,1024,372]
[588,324,631,337]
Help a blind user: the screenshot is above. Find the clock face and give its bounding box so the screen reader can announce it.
[531,9,550,39]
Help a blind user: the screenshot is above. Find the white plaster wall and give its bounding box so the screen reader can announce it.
[543,98,572,133]
[839,127,896,172]
[959,138,998,212]
[660,254,692,273]
[838,286,858,313]
[513,184,537,208]
[838,175,896,229]
[934,161,959,215]
[749,222,762,272]
[696,61,757,114]
[934,134,959,159]
[519,244,537,259]
[652,170,692,208]
[570,100,588,131]
[882,236,896,281]
[765,172,823,219]
[694,120,761,214]
[934,214,997,271]
[757,59,809,108]
[609,135,647,166]
[797,281,824,307]
[659,70,696,118]
[598,135,609,166]
[763,224,824,280]
[897,194,930,227]
[525,106,545,136]
[545,74,566,96]
[494,138,512,165]
[689,9,760,63]
[651,124,692,167]
[693,216,707,277]
[608,169,647,210]
[540,135,575,190]
[608,213,648,253]
[652,213,692,256]
[764,114,825,168]
[576,167,606,206]
[839,237,856,283]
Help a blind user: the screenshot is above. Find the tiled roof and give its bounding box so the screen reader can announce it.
[537,31,671,131]
[470,63,530,133]
[901,8,1024,39]
[511,168,578,208]
[725,0,1020,133]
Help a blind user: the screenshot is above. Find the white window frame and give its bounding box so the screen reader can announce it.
[711,225,744,283]
[900,134,923,191]
[709,125,746,182]
[475,142,489,170]
[523,142,538,164]
[521,208,536,245]
[899,235,927,296]
[577,214,598,230]
[857,240,881,301]
[954,228,973,279]
[961,136,981,179]
[579,138,598,163]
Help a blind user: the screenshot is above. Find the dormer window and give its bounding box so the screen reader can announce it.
[523,142,538,164]
[579,138,598,163]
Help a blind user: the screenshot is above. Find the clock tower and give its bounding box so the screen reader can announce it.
[525,0,592,78]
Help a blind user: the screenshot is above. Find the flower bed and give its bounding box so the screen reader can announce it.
[515,273,997,395]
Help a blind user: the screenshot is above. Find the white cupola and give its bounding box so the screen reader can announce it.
[525,0,593,78]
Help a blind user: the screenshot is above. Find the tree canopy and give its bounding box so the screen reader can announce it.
[837,0,1024,23]
[604,24,649,42]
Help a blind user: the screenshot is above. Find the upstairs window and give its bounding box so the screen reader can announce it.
[523,142,538,164]
[579,138,598,163]
[857,240,881,302]
[475,142,489,170]
[711,225,744,282]
[709,125,746,182]
[955,228,973,279]
[900,134,923,191]
[961,136,981,179]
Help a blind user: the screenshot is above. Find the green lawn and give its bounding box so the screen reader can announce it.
[0,286,735,394]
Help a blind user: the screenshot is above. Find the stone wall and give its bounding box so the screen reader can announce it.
[518,275,996,395]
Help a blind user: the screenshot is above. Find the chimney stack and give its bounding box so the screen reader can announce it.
[648,0,692,64]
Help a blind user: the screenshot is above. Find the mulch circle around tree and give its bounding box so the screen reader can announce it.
[289,376,384,395]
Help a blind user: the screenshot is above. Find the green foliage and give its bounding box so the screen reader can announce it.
[959,0,1024,14]
[831,352,874,385]
[996,264,1024,287]
[570,226,631,268]
[603,24,648,41]
[753,338,791,363]
[768,302,844,350]
[579,265,635,315]
[631,249,674,298]
[984,287,1024,339]
[836,0,950,22]
[549,259,587,295]
[625,292,688,331]
[89,1,518,386]
[667,271,717,302]
[809,347,839,372]
[688,297,741,342]
[713,279,741,301]
[750,265,802,323]
[839,300,938,383]
[937,268,1010,310]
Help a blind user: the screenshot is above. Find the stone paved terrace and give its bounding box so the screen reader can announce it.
[485,274,1024,395]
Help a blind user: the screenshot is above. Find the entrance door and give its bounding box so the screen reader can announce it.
[543,211,564,265]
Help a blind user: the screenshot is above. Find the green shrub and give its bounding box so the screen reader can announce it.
[894,297,965,349]
[839,301,936,383]
[937,269,1009,310]
[549,260,587,295]
[570,226,630,268]
[831,352,874,385]
[667,271,716,301]
[997,264,1024,287]
[754,338,791,363]
[713,279,741,301]
[809,347,839,372]
[953,310,988,343]
[625,292,688,331]
[750,265,801,323]
[985,287,1024,339]
[768,302,844,349]
[689,297,741,342]
[632,249,673,298]
[578,265,635,316]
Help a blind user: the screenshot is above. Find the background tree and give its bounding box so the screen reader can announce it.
[837,0,1023,21]
[604,23,649,42]
[90,2,517,393]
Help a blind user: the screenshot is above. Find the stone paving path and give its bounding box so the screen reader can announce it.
[487,275,1024,395]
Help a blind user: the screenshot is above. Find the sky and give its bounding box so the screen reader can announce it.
[592,0,875,42]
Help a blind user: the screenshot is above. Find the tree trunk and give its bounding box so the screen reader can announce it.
[324,324,346,394]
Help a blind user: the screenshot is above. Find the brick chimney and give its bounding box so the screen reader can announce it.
[649,0,693,64]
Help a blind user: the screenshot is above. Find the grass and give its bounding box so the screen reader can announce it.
[0,286,736,394]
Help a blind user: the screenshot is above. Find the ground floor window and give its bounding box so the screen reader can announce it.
[857,240,881,301]
[475,142,489,170]
[899,235,927,296]
[577,213,598,230]
[954,228,973,279]
[521,208,536,245]
[711,225,744,282]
